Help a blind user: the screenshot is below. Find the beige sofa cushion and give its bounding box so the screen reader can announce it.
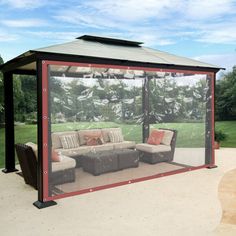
[52,155,76,172]
[91,143,114,152]
[78,129,102,145]
[55,142,114,157]
[55,146,91,157]
[109,129,124,143]
[113,141,135,150]
[159,129,174,146]
[101,128,122,142]
[99,142,114,149]
[136,143,171,153]
[52,131,79,149]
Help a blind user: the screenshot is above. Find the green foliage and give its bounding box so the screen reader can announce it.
[13,75,37,122]
[49,75,208,125]
[0,67,216,125]
[13,77,24,115]
[149,78,207,123]
[0,58,37,123]
[215,66,236,120]
[214,129,227,142]
[215,121,236,147]
[0,56,3,65]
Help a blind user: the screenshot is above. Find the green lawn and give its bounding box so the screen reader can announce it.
[0,121,236,168]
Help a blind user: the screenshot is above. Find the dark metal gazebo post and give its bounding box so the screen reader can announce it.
[2,71,18,173]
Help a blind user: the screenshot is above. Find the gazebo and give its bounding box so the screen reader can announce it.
[0,35,222,208]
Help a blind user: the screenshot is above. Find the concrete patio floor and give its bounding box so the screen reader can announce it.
[1,148,236,236]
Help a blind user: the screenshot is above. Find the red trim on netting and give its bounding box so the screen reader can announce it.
[44,60,214,75]
[211,73,215,165]
[45,164,210,202]
[42,61,49,200]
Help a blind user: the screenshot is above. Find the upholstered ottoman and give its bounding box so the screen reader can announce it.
[82,151,118,176]
[114,149,139,170]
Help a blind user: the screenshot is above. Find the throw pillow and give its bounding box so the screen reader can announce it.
[108,130,124,143]
[59,134,79,149]
[84,134,104,146]
[51,149,61,162]
[159,129,174,146]
[78,129,102,145]
[147,130,165,145]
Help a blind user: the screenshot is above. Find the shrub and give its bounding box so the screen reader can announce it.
[215,130,227,142]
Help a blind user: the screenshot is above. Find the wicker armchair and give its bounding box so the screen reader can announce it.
[136,128,177,164]
[15,143,76,189]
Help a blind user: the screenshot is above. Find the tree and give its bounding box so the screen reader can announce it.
[14,75,37,122]
[0,57,37,123]
[215,66,236,120]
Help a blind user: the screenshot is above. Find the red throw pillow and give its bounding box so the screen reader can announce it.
[52,149,61,162]
[85,134,104,146]
[86,137,98,146]
[147,130,165,145]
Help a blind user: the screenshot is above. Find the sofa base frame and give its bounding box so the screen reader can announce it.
[51,168,75,186]
[139,151,174,164]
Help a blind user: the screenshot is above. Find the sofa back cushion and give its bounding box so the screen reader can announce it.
[52,131,78,149]
[109,129,124,143]
[59,134,80,149]
[101,128,123,142]
[78,129,102,145]
[159,129,174,146]
[147,130,165,145]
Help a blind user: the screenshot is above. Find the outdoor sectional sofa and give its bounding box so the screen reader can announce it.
[52,128,136,167]
[15,127,177,189]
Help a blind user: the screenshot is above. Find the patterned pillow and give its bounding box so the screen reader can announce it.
[108,130,124,143]
[59,134,79,149]
[78,129,102,145]
[84,134,104,146]
[147,130,165,145]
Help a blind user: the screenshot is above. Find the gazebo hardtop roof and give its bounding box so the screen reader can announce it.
[0,35,223,73]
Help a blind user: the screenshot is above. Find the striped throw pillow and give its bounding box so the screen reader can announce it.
[108,130,124,143]
[59,134,79,149]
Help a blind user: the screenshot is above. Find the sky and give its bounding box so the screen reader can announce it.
[0,0,236,74]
